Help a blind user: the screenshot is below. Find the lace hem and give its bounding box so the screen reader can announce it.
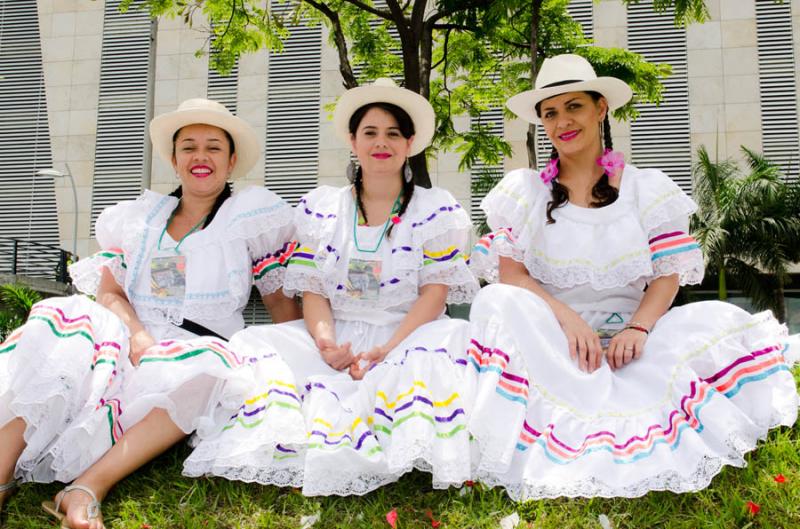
[69,252,126,295]
[524,252,654,290]
[254,267,286,296]
[476,402,796,500]
[283,268,327,298]
[420,265,480,304]
[652,252,704,286]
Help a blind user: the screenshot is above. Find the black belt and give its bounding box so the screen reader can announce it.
[177,318,228,341]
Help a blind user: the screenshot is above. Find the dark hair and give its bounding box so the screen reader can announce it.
[171,125,235,157]
[349,102,416,237]
[540,91,618,224]
[168,182,232,229]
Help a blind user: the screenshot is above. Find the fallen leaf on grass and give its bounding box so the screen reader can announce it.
[300,512,320,528]
[598,514,613,529]
[499,512,520,529]
[746,501,760,515]
[774,474,786,483]
[425,508,441,528]
[387,508,398,528]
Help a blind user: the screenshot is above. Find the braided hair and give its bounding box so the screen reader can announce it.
[169,125,236,228]
[349,102,416,237]
[538,91,619,224]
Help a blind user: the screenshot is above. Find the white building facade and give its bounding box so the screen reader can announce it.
[1,0,798,262]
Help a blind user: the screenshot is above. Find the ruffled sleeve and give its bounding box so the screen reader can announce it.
[634,169,704,285]
[283,186,341,298]
[411,187,479,304]
[227,186,296,296]
[470,168,547,283]
[68,200,137,295]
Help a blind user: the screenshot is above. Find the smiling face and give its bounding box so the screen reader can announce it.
[538,91,607,158]
[171,123,237,198]
[350,106,414,180]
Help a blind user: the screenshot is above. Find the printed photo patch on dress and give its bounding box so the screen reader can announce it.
[346,258,381,301]
[150,255,186,299]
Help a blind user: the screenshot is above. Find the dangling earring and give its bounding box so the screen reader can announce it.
[403,159,413,183]
[346,160,358,183]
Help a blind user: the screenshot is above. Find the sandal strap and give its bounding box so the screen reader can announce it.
[54,484,102,520]
[0,479,18,492]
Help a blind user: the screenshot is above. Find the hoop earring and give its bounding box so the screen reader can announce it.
[403,159,413,183]
[346,160,358,183]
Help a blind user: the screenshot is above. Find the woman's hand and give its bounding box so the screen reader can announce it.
[606,328,647,370]
[348,344,391,380]
[129,330,156,366]
[315,336,354,371]
[556,307,603,373]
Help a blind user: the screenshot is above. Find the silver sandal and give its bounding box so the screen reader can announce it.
[42,484,102,528]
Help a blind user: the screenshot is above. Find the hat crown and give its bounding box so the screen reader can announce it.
[176,98,231,115]
[535,54,598,90]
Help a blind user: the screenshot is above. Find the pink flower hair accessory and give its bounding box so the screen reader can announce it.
[539,157,559,185]
[597,148,624,187]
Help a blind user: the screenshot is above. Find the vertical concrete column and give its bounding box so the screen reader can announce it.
[686,0,726,161]
[39,0,104,258]
[150,15,210,194]
[236,48,269,191]
[318,26,350,188]
[594,0,631,159]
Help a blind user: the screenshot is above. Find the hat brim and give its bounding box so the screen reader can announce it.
[333,84,435,156]
[149,109,260,180]
[506,77,633,125]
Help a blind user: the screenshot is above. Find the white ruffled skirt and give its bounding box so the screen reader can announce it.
[466,284,799,499]
[0,295,250,483]
[184,315,474,496]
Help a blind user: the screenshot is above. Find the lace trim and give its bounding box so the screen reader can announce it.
[475,402,796,499]
[524,251,654,290]
[420,265,480,304]
[651,252,704,286]
[254,267,286,296]
[69,253,126,296]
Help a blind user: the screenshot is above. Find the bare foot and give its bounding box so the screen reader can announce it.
[55,487,105,529]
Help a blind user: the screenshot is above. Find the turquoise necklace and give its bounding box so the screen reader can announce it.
[352,194,402,253]
[157,206,207,254]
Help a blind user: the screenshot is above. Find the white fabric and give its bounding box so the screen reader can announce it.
[465,164,798,499]
[469,165,704,312]
[0,187,295,483]
[467,285,798,499]
[185,185,479,495]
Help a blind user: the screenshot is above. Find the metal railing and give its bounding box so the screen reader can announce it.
[0,238,72,284]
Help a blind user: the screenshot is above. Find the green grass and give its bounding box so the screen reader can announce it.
[4,375,800,529]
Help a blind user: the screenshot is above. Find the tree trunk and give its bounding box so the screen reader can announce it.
[718,266,727,301]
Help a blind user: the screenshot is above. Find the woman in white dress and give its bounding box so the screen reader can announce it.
[0,98,300,527]
[468,54,799,499]
[185,78,479,495]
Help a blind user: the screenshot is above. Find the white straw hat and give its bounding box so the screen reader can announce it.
[333,78,435,156]
[506,54,633,125]
[149,98,260,180]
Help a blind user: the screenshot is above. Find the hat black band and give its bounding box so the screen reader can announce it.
[540,79,584,89]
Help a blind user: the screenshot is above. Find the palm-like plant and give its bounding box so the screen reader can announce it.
[0,283,42,341]
[691,146,800,321]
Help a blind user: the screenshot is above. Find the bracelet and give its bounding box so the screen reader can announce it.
[624,321,650,335]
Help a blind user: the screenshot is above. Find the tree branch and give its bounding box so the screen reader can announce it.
[340,0,393,21]
[428,0,495,25]
[303,0,358,88]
